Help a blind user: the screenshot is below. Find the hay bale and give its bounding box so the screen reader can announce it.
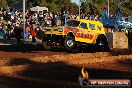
[106,32,128,49]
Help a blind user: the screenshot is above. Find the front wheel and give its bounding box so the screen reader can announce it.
[64,36,76,52]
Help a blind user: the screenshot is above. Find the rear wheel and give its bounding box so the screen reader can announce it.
[95,36,110,52]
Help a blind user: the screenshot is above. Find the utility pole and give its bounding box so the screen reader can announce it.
[23,0,25,41]
[79,0,81,19]
[108,0,109,17]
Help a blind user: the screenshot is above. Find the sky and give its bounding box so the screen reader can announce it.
[71,0,79,5]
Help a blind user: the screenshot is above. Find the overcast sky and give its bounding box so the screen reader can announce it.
[71,0,79,5]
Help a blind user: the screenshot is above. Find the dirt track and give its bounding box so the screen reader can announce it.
[0,44,132,88]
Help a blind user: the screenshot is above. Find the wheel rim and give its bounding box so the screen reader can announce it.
[67,39,74,47]
[98,40,105,51]
[99,40,104,46]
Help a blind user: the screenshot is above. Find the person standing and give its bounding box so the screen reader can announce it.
[14,24,22,44]
[51,12,56,26]
[55,13,59,26]
[25,25,30,41]
[0,21,4,38]
[30,25,37,44]
[0,21,2,32]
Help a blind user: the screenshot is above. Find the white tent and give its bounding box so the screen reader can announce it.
[30,6,48,12]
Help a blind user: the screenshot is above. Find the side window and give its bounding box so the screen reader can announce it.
[80,22,88,29]
[97,26,102,31]
[89,23,95,30]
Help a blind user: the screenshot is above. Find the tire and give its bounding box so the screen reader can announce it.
[95,36,110,52]
[42,41,51,50]
[64,36,76,52]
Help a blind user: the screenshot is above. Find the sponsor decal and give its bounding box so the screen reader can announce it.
[79,67,90,87]
[67,27,76,30]
[64,27,79,35]
[76,33,93,39]
[79,67,131,87]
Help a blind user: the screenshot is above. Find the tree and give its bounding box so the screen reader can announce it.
[47,2,59,12]
[81,1,90,14]
[81,0,99,14]
[56,0,71,11]
[3,0,132,15]
[28,1,33,8]
[39,0,47,7]
[0,0,8,10]
[69,3,79,14]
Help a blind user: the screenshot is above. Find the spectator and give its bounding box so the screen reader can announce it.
[47,14,52,26]
[55,13,59,26]
[51,12,56,26]
[14,23,22,44]
[94,14,99,21]
[30,25,37,44]
[0,21,2,32]
[25,25,30,41]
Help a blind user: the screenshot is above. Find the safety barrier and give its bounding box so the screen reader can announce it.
[106,31,128,49]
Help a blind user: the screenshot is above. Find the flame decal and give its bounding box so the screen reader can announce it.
[81,67,89,78]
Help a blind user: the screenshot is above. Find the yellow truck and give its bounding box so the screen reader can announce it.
[38,19,109,52]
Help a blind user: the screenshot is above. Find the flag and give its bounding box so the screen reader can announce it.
[102,8,108,19]
[115,8,121,21]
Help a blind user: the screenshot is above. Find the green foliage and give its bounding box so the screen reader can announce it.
[38,0,47,7]
[2,0,132,16]
[69,3,79,14]
[47,2,59,12]
[81,0,132,15]
[0,0,8,10]
[81,1,90,14]
[28,1,33,8]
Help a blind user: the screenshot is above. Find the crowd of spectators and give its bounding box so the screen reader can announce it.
[0,8,100,44]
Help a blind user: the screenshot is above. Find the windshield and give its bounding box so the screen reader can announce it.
[66,20,80,27]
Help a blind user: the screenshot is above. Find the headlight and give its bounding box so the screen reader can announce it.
[58,28,63,32]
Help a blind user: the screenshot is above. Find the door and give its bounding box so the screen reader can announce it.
[75,22,95,43]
